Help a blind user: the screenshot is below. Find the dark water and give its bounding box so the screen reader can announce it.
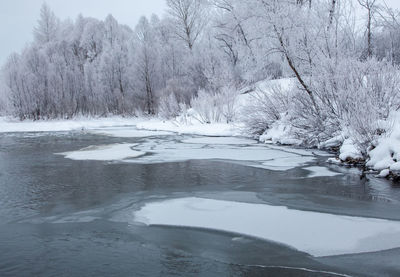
[1,131,400,277]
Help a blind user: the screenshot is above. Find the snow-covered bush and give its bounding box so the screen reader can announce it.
[241,80,293,137]
[218,86,238,123]
[0,79,10,115]
[284,58,400,150]
[190,90,222,123]
[158,92,181,119]
[190,87,238,124]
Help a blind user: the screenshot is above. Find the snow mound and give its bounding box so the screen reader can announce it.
[260,121,301,146]
[136,119,238,137]
[135,197,400,257]
[58,144,145,161]
[367,113,400,172]
[339,139,363,162]
[319,135,344,149]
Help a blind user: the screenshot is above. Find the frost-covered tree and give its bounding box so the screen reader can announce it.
[34,3,60,45]
[133,16,159,114]
[166,0,208,50]
[357,0,378,58]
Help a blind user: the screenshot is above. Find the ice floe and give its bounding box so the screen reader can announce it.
[128,140,315,170]
[58,143,145,161]
[134,197,400,257]
[258,156,316,171]
[304,166,342,178]
[59,137,316,170]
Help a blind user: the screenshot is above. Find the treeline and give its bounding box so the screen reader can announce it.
[1,0,274,119]
[1,0,400,151]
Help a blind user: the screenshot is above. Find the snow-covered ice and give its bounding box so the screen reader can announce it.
[304,166,342,178]
[126,140,315,171]
[181,137,257,145]
[58,133,316,170]
[257,156,315,171]
[58,144,145,161]
[89,128,173,138]
[134,197,400,257]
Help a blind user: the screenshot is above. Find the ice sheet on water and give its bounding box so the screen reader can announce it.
[58,144,145,161]
[59,135,316,170]
[304,166,342,178]
[258,156,316,171]
[134,197,400,257]
[126,139,315,170]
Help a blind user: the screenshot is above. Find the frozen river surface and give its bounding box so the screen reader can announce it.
[1,126,400,277]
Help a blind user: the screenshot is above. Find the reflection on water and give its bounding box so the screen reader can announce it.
[0,131,399,276]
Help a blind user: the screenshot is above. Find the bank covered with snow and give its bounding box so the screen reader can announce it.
[0,116,139,133]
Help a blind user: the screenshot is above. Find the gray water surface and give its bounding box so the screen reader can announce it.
[1,130,400,277]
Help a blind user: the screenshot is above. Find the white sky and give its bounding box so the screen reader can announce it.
[0,0,399,65]
[0,0,166,65]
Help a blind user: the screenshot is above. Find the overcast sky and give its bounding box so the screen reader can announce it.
[0,0,166,65]
[0,0,400,65]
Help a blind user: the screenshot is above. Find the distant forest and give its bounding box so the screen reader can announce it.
[1,0,400,151]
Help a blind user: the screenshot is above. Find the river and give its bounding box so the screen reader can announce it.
[0,127,399,277]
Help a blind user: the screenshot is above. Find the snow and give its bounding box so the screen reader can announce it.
[259,120,302,146]
[327,157,342,165]
[339,139,363,161]
[125,139,315,171]
[304,166,342,178]
[136,119,239,137]
[0,116,139,133]
[319,135,344,149]
[58,135,315,170]
[58,144,145,161]
[89,127,173,138]
[181,137,257,145]
[134,197,400,257]
[367,112,400,172]
[391,162,400,171]
[255,78,295,94]
[378,169,390,178]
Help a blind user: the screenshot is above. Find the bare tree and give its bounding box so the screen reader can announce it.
[166,0,207,50]
[357,0,377,58]
[328,0,337,28]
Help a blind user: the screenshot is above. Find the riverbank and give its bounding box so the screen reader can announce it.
[1,114,399,182]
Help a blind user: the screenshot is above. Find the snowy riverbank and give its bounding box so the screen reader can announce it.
[0,116,140,133]
[0,116,237,137]
[1,114,399,181]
